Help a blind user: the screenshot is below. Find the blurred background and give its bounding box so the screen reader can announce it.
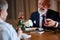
[6,0,60,28]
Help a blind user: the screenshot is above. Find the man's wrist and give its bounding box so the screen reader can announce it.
[53,22,58,28]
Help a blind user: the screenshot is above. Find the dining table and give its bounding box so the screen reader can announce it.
[23,28,60,40]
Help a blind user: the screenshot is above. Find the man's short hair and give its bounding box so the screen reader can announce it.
[0,0,8,10]
[44,0,50,8]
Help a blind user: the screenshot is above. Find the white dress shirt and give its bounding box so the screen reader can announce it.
[0,18,20,40]
[38,9,47,28]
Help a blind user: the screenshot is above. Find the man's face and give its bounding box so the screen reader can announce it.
[1,10,8,21]
[38,0,49,11]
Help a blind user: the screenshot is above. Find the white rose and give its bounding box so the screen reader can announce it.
[24,20,33,27]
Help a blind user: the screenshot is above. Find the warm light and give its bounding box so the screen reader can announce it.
[18,11,24,19]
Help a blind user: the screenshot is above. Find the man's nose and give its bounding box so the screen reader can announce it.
[40,5,44,8]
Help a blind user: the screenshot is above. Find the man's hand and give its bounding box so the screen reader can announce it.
[16,27,22,38]
[44,19,57,27]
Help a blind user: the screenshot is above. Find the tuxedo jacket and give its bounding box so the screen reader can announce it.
[30,9,60,30]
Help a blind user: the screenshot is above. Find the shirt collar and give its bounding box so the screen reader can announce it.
[0,18,5,23]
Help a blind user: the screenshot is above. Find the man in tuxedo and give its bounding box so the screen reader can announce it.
[30,0,60,30]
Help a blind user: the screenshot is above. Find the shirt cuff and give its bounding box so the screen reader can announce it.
[54,22,58,28]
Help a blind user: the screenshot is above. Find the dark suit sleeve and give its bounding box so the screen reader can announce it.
[55,12,60,29]
[30,12,34,20]
[30,11,39,27]
[30,12,36,27]
[58,22,60,29]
